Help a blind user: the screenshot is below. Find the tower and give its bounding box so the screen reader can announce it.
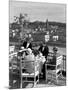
[46,19,49,31]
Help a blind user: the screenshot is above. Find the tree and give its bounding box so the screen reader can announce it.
[10,13,29,42]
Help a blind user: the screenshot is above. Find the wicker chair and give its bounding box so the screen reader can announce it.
[45,54,63,84]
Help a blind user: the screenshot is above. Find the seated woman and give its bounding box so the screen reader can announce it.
[17,46,26,59]
[24,49,44,74]
[24,48,35,74]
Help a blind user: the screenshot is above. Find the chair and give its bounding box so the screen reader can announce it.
[9,52,20,88]
[45,54,63,84]
[9,46,15,54]
[20,57,39,88]
[9,52,19,73]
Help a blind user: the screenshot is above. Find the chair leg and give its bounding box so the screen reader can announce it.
[46,71,47,83]
[20,76,22,88]
[51,73,52,83]
[45,65,47,83]
[20,82,22,88]
[37,76,39,84]
[56,75,58,85]
[34,77,36,87]
[34,82,36,87]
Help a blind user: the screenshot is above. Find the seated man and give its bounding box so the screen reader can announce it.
[47,55,56,70]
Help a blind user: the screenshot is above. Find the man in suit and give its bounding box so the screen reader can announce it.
[39,43,49,80]
[43,44,49,60]
[39,43,49,60]
[22,38,32,50]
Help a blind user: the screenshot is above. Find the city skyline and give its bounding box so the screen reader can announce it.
[9,0,66,23]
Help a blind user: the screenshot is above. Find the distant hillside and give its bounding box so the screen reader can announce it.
[48,22,66,27]
[10,21,66,30]
[28,21,66,29]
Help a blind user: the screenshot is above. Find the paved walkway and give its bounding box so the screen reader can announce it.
[9,76,66,89]
[26,77,66,88]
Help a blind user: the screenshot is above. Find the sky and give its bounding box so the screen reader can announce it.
[9,0,66,23]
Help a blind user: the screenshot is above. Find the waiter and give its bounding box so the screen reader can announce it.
[39,43,49,80]
[39,43,49,60]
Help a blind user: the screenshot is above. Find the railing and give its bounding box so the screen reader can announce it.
[48,52,66,71]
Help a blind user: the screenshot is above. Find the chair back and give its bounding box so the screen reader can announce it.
[56,55,63,74]
[21,57,39,74]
